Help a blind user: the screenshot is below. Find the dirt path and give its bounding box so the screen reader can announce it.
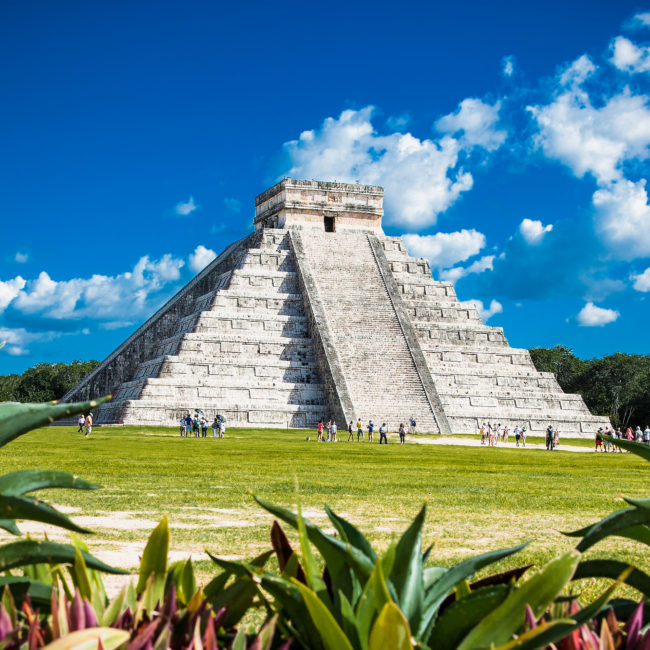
[410,436,594,453]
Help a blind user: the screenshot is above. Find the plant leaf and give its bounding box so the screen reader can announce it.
[573,559,650,599]
[598,434,650,461]
[0,539,126,574]
[565,508,650,551]
[389,505,425,630]
[136,515,169,594]
[418,543,527,641]
[456,550,580,650]
[323,504,377,562]
[0,470,100,496]
[368,601,412,650]
[0,576,53,609]
[43,627,129,650]
[0,495,93,533]
[72,547,92,601]
[0,397,111,449]
[0,519,20,536]
[101,585,128,626]
[291,578,354,650]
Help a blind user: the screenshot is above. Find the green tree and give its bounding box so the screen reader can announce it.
[528,345,586,393]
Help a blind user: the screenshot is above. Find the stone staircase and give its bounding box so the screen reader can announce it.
[83,230,327,428]
[294,230,445,432]
[381,236,610,435]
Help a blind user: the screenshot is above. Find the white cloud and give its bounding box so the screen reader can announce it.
[529,85,650,185]
[502,56,515,77]
[440,255,495,283]
[593,179,650,257]
[629,12,650,28]
[0,327,57,357]
[8,254,184,323]
[518,218,553,244]
[385,113,411,131]
[459,298,503,321]
[632,267,650,291]
[14,252,28,263]
[402,230,486,269]
[559,54,597,87]
[189,245,217,273]
[610,36,650,73]
[0,277,26,311]
[576,302,619,326]
[436,98,507,151]
[175,196,199,216]
[283,106,479,228]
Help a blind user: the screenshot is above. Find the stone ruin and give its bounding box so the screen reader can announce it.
[62,179,609,436]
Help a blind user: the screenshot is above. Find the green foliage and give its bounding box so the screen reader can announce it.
[529,346,650,426]
[0,359,100,402]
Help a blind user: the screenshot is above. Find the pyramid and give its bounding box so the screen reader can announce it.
[62,179,609,436]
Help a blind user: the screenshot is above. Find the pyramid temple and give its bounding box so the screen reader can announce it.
[62,179,609,435]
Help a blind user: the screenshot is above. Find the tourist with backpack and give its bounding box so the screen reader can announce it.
[399,423,406,445]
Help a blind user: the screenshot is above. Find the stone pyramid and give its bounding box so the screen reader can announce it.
[62,179,609,436]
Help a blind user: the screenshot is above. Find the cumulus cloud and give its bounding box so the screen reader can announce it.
[502,56,515,77]
[518,218,553,244]
[529,83,650,185]
[175,196,199,216]
[559,54,597,87]
[282,105,502,228]
[592,179,650,257]
[0,277,26,311]
[402,229,486,269]
[576,302,619,326]
[14,252,28,263]
[459,298,503,321]
[4,254,184,325]
[436,98,507,151]
[440,255,495,283]
[610,36,650,73]
[385,113,411,131]
[632,267,650,291]
[189,245,217,273]
[628,12,650,29]
[0,327,58,357]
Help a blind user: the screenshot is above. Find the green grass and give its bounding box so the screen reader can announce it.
[1,425,647,600]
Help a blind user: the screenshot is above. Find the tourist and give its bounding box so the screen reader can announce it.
[635,426,643,442]
[185,414,192,437]
[514,424,521,447]
[595,428,604,452]
[399,423,406,445]
[502,425,509,443]
[626,427,634,441]
[317,420,323,442]
[546,425,554,450]
[219,419,226,438]
[554,428,559,449]
[347,420,354,442]
[357,418,363,441]
[644,425,650,445]
[367,420,374,443]
[85,412,93,438]
[331,421,337,442]
[409,416,416,434]
[201,417,208,438]
[521,426,527,447]
[180,417,186,437]
[487,422,494,447]
[326,420,332,442]
[480,423,486,445]
[77,414,85,433]
[379,423,388,444]
[192,416,200,437]
[212,417,219,438]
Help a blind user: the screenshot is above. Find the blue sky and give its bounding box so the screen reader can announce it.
[2,0,650,373]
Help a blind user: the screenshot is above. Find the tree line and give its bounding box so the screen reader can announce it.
[1,349,648,427]
[529,346,650,428]
[0,360,100,403]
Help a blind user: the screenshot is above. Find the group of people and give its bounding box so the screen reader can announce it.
[480,423,530,447]
[315,416,417,445]
[76,413,93,437]
[179,413,226,438]
[595,425,650,451]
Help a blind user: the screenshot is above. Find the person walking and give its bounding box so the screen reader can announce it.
[185,414,192,438]
[546,425,554,450]
[84,412,93,438]
[201,417,208,438]
[367,421,374,443]
[317,420,323,442]
[219,419,226,438]
[379,423,388,444]
[331,421,337,442]
[180,417,186,437]
[644,425,650,445]
[409,416,416,435]
[480,423,486,445]
[192,416,200,437]
[347,420,354,442]
[77,415,85,433]
[357,418,363,442]
[521,426,527,447]
[514,425,521,447]
[399,423,406,445]
[212,417,219,438]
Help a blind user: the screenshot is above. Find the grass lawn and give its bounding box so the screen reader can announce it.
[1,425,647,600]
